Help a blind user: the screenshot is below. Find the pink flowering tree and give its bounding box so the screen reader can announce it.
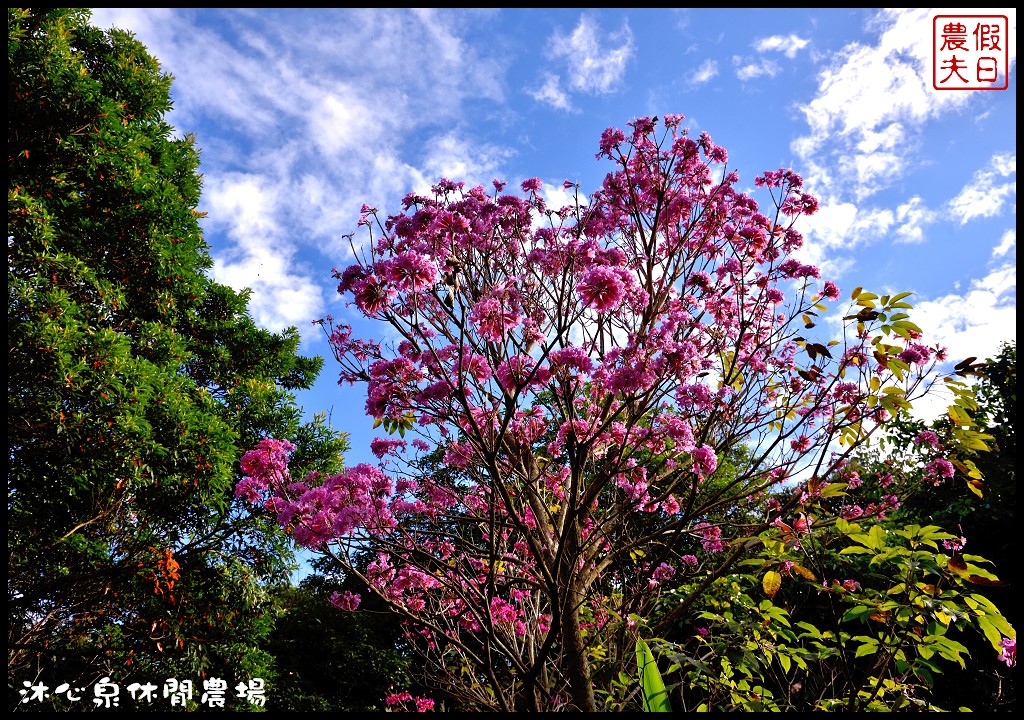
[237,116,1006,711]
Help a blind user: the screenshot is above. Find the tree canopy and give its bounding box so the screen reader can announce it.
[7,7,347,710]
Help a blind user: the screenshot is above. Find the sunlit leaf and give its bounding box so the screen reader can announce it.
[636,639,672,712]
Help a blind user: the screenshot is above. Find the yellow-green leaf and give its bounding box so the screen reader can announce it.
[763,570,782,599]
[792,564,817,582]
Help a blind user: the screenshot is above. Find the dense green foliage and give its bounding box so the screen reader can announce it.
[836,341,1017,711]
[639,343,1016,711]
[8,8,348,710]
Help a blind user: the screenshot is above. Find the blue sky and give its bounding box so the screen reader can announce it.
[89,8,1016,471]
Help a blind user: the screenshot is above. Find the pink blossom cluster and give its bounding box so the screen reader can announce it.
[385,691,435,712]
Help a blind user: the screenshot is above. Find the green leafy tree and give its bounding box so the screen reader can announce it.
[7,7,348,709]
[639,344,1016,711]
[818,341,1017,711]
[647,521,1013,711]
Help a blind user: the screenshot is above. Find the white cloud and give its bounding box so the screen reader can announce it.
[202,173,325,332]
[893,196,936,244]
[947,153,1017,224]
[792,9,973,200]
[905,261,1016,423]
[798,200,895,256]
[790,9,1017,283]
[839,151,903,199]
[416,132,513,192]
[307,88,389,159]
[529,73,574,112]
[734,57,780,80]
[549,15,634,95]
[855,122,905,155]
[691,59,718,85]
[992,229,1015,258]
[732,32,807,83]
[912,263,1016,364]
[754,33,810,59]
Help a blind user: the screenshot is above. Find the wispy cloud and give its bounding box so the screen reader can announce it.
[947,152,1017,224]
[731,32,807,82]
[89,8,508,341]
[554,15,633,94]
[529,72,574,112]
[691,59,718,85]
[992,229,1015,259]
[734,57,780,80]
[533,14,634,111]
[202,173,326,332]
[754,33,809,58]
[893,196,937,244]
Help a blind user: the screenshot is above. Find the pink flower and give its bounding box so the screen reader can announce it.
[384,251,439,292]
[443,442,474,469]
[240,438,296,478]
[694,522,723,552]
[652,562,676,582]
[998,637,1016,667]
[598,127,626,156]
[370,437,407,458]
[899,343,931,366]
[469,297,522,342]
[385,691,434,711]
[329,591,361,611]
[353,275,392,316]
[942,535,966,552]
[662,494,681,515]
[913,430,943,450]
[495,355,549,391]
[578,267,625,312]
[521,177,543,193]
[692,445,717,479]
[490,596,519,624]
[924,458,955,483]
[790,434,812,453]
[549,346,594,374]
[386,692,412,707]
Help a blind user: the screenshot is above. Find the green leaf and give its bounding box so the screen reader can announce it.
[636,639,672,712]
[854,639,879,658]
